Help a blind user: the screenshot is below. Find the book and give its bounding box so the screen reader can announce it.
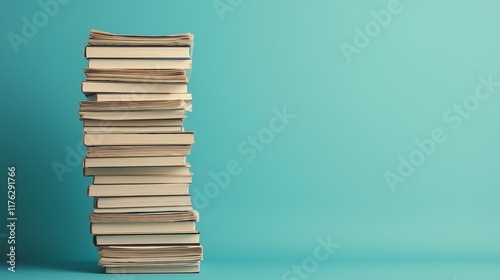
[99,245,202,258]
[80,110,187,121]
[85,47,192,59]
[88,59,192,69]
[87,93,192,102]
[79,100,191,111]
[95,195,192,208]
[84,166,191,176]
[86,145,191,158]
[90,211,199,223]
[93,206,193,214]
[105,264,200,274]
[93,175,193,185]
[84,68,191,83]
[88,183,190,197]
[83,119,183,127]
[82,81,188,95]
[88,29,193,46]
[84,157,187,168]
[84,126,183,134]
[91,221,196,235]
[94,233,200,245]
[84,133,195,146]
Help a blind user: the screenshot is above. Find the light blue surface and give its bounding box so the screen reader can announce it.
[1,0,500,279]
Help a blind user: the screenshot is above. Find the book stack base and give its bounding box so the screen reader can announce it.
[79,29,202,274]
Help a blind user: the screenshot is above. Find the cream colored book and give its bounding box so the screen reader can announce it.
[95,195,192,208]
[79,109,186,121]
[84,126,183,133]
[90,211,199,223]
[88,59,192,69]
[82,81,187,95]
[85,47,192,58]
[86,145,191,158]
[84,132,194,146]
[84,156,187,168]
[79,100,191,111]
[104,264,200,274]
[84,165,191,176]
[88,29,193,46]
[93,206,193,213]
[99,245,202,258]
[88,183,189,197]
[85,68,191,83]
[94,233,200,245]
[87,93,192,102]
[93,175,192,185]
[83,119,183,127]
[91,221,196,235]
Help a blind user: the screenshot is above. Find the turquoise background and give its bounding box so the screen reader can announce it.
[1,0,500,279]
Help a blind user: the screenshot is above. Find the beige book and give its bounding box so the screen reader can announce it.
[93,175,192,185]
[104,264,200,274]
[83,119,183,127]
[88,183,189,197]
[84,126,183,133]
[79,100,191,111]
[95,233,200,245]
[90,211,198,223]
[84,132,194,146]
[88,29,193,46]
[84,47,191,58]
[85,68,191,83]
[93,206,193,213]
[84,156,187,168]
[96,195,192,208]
[99,245,202,258]
[91,221,196,235]
[87,93,192,102]
[79,109,186,121]
[88,59,192,69]
[86,145,191,158]
[84,165,191,176]
[82,81,187,95]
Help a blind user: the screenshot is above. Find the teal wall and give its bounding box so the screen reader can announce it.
[1,0,500,277]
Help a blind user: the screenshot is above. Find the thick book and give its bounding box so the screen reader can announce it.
[95,195,192,208]
[94,233,200,245]
[90,211,198,223]
[93,175,193,185]
[88,183,189,197]
[105,264,200,274]
[84,119,183,127]
[85,47,192,58]
[87,93,192,102]
[88,29,193,46]
[79,100,191,111]
[86,145,191,158]
[91,221,196,235]
[88,59,192,69]
[99,245,202,258]
[84,132,195,146]
[84,156,187,168]
[82,81,187,95]
[79,109,187,121]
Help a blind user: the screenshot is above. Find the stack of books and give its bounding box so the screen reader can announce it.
[79,30,202,274]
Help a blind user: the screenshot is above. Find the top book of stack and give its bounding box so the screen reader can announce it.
[85,29,194,59]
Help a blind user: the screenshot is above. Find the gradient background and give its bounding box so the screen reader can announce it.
[1,0,500,279]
